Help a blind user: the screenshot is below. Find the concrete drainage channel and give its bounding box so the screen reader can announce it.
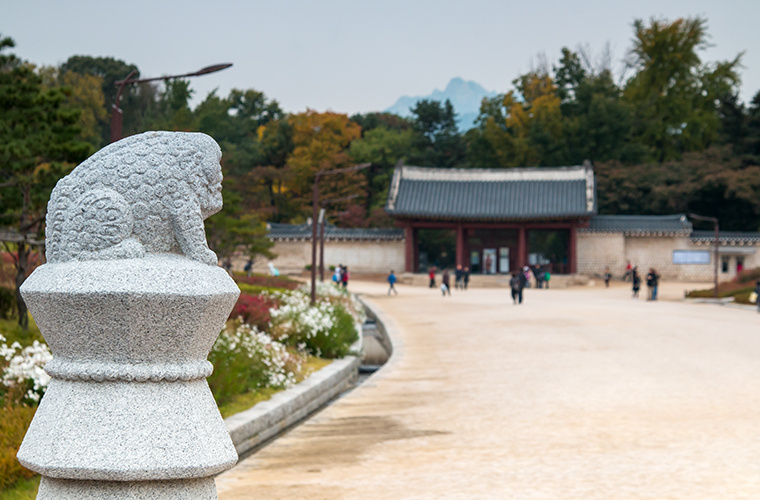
[224,298,392,460]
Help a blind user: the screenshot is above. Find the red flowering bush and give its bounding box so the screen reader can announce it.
[229,293,279,331]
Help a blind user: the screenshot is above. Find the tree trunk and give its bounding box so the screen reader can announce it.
[16,240,29,330]
[15,183,32,330]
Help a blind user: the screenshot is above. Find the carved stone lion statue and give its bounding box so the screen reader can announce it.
[45,131,223,266]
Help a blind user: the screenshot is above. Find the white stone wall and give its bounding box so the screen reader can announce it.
[577,233,626,277]
[578,232,760,282]
[249,239,405,275]
[625,236,710,281]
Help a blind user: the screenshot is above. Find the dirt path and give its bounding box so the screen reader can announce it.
[217,280,760,499]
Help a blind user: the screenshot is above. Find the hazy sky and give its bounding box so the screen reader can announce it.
[4,0,759,115]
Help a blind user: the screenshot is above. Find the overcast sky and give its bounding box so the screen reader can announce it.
[4,0,759,115]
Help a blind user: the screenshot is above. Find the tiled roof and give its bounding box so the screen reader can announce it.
[267,222,404,241]
[691,230,760,245]
[583,215,692,235]
[385,165,596,221]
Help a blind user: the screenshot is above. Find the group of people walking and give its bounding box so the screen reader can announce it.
[387,264,760,314]
[620,262,660,300]
[332,264,349,288]
[428,265,471,296]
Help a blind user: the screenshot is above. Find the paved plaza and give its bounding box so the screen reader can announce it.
[217,280,760,499]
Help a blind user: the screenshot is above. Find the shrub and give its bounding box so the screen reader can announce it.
[734,290,754,305]
[235,274,299,291]
[229,294,278,331]
[736,267,760,284]
[307,303,359,358]
[207,323,303,408]
[268,286,361,358]
[238,283,284,297]
[0,403,37,491]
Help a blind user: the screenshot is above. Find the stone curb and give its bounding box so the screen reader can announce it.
[224,354,361,456]
[223,315,367,457]
[683,297,757,311]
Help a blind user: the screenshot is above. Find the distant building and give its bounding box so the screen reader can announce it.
[579,215,760,280]
[385,164,595,274]
[384,164,760,281]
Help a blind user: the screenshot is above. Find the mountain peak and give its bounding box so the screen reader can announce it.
[385,78,496,132]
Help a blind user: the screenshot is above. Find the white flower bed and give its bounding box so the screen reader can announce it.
[1,334,52,403]
[295,281,367,323]
[0,282,366,406]
[268,290,337,342]
[215,323,301,388]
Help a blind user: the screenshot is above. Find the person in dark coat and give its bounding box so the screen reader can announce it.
[510,272,524,304]
[754,281,760,313]
[646,268,660,301]
[454,265,463,289]
[341,266,349,289]
[463,267,470,290]
[632,267,640,299]
[441,269,451,296]
[604,266,611,288]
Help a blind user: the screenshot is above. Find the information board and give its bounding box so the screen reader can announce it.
[672,250,711,265]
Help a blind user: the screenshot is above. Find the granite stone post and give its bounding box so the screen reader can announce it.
[17,131,239,499]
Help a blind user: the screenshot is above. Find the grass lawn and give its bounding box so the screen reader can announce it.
[217,356,332,418]
[0,476,39,500]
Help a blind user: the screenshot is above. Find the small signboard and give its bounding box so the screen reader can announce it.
[672,250,711,265]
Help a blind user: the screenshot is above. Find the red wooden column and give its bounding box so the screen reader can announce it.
[456,223,465,268]
[404,224,414,273]
[517,224,527,270]
[568,223,577,274]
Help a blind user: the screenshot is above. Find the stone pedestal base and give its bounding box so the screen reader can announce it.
[18,255,239,497]
[18,379,236,480]
[38,477,216,499]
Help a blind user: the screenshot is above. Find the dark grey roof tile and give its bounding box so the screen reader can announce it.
[386,165,595,220]
[585,215,692,235]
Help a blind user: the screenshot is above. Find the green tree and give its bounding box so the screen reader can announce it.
[554,50,644,164]
[596,147,760,231]
[409,99,464,168]
[742,90,760,165]
[465,73,564,168]
[464,94,512,168]
[60,55,147,144]
[350,112,412,134]
[0,36,91,328]
[349,126,413,223]
[38,66,108,148]
[285,111,364,217]
[151,79,196,131]
[205,189,274,264]
[623,16,742,161]
[249,119,294,221]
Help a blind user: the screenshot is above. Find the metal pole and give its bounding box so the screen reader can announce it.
[110,70,136,143]
[310,175,320,305]
[689,213,719,299]
[308,163,371,304]
[110,64,232,143]
[714,220,719,299]
[318,208,326,282]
